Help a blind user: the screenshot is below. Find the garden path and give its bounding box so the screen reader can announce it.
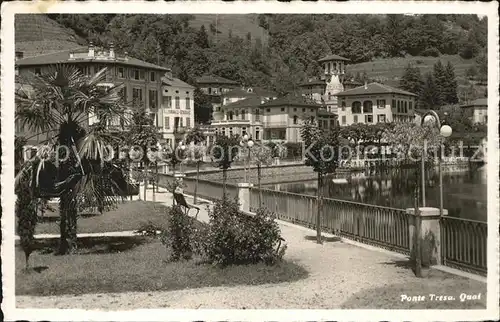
[16,188,486,309]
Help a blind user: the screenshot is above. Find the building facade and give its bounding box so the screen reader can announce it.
[15,43,195,148]
[335,82,418,126]
[461,98,487,124]
[195,75,240,112]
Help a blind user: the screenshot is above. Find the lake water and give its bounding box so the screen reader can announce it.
[265,166,487,222]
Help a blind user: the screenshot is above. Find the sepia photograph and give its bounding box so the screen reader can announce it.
[1,1,498,321]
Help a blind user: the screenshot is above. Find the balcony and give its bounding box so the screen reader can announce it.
[211,119,251,125]
[262,121,288,128]
[173,126,187,134]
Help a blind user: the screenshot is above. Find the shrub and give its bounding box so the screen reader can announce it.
[160,205,194,261]
[193,198,287,266]
[15,171,38,269]
[421,47,441,57]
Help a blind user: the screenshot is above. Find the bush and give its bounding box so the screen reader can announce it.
[15,172,38,269]
[193,198,287,266]
[160,205,194,261]
[421,47,441,57]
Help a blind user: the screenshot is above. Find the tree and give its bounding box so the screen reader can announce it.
[194,87,213,124]
[301,120,339,244]
[443,62,459,104]
[185,126,206,204]
[251,143,273,205]
[432,60,446,106]
[196,25,210,49]
[212,134,240,197]
[400,63,424,96]
[15,65,129,254]
[475,50,487,84]
[127,107,160,201]
[419,72,442,110]
[385,15,405,57]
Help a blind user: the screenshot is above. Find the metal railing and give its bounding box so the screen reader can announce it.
[250,188,410,255]
[156,173,238,201]
[440,216,487,275]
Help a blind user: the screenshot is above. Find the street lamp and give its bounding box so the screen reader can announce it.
[240,134,254,182]
[178,141,186,173]
[420,110,453,217]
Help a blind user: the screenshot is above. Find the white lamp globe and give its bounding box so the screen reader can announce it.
[240,141,245,147]
[423,114,436,125]
[247,139,255,148]
[243,134,249,141]
[180,144,186,150]
[440,125,453,138]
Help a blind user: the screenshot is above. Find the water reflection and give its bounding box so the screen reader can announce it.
[267,166,487,222]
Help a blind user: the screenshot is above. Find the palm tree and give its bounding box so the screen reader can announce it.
[15,64,130,254]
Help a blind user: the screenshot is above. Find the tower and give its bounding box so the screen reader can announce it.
[318,54,349,114]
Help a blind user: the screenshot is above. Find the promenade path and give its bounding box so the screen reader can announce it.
[17,187,486,309]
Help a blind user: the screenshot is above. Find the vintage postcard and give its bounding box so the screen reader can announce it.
[1,0,499,321]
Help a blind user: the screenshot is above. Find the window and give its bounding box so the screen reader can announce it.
[377,115,386,123]
[175,96,180,109]
[294,108,297,112]
[341,115,346,124]
[365,115,373,123]
[266,108,270,113]
[255,109,260,121]
[118,67,125,78]
[228,111,234,120]
[186,118,191,128]
[133,69,140,80]
[293,115,298,124]
[164,96,172,108]
[310,109,314,112]
[185,97,190,109]
[353,115,358,123]
[229,127,233,136]
[241,110,246,120]
[392,99,396,109]
[255,129,260,140]
[164,117,170,129]
[377,99,386,109]
[397,101,401,113]
[404,101,408,113]
[341,100,346,111]
[119,87,127,103]
[409,101,413,110]
[328,92,332,100]
[150,72,155,82]
[242,127,247,136]
[208,88,212,95]
[363,101,373,113]
[222,128,226,136]
[302,108,306,112]
[34,67,41,75]
[352,101,362,114]
[281,107,285,112]
[149,89,158,109]
[140,70,145,80]
[132,88,143,105]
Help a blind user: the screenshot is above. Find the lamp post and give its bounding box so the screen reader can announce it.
[178,141,186,173]
[240,134,254,182]
[420,110,453,216]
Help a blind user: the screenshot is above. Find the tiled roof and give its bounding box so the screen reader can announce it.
[195,75,239,85]
[162,76,194,89]
[318,109,337,117]
[318,54,350,62]
[461,98,487,107]
[15,48,170,71]
[224,87,277,98]
[335,82,417,97]
[222,97,264,109]
[259,94,324,108]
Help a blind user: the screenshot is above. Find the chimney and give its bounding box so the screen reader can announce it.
[15,51,24,60]
[164,69,173,79]
[88,41,95,58]
[364,81,368,89]
[109,42,115,59]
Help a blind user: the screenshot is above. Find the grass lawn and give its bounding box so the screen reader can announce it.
[341,267,486,309]
[32,201,172,235]
[15,237,309,296]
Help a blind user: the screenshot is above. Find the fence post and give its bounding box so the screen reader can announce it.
[237,182,253,212]
[406,207,448,267]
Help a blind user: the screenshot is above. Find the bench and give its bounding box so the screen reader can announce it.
[173,191,200,219]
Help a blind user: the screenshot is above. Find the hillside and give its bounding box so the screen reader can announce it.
[190,14,268,44]
[15,14,85,58]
